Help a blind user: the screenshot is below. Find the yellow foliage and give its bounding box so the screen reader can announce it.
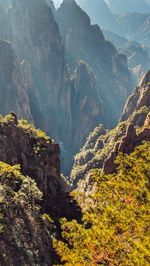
[54,142,150,265]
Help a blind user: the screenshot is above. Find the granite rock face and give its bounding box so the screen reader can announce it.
[56,0,131,126]
[0,40,32,120]
[0,114,81,219]
[8,0,67,133]
[0,163,53,266]
[0,0,132,174]
[121,70,150,121]
[0,114,81,264]
[71,70,150,186]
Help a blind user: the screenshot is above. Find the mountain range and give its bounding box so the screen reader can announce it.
[0,0,150,265]
[1,70,150,265]
[107,0,150,14]
[0,0,132,174]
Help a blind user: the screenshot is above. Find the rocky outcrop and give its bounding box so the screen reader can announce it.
[56,0,131,126]
[8,0,67,133]
[0,0,132,175]
[103,119,150,174]
[121,70,150,121]
[0,40,32,120]
[60,61,104,151]
[0,114,81,219]
[103,30,150,82]
[71,70,150,186]
[0,114,82,265]
[0,163,53,266]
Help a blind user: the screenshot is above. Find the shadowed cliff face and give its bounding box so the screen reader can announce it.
[71,70,150,187]
[56,0,131,126]
[0,163,53,266]
[0,0,132,175]
[0,3,8,39]
[0,40,32,121]
[76,0,119,33]
[0,114,81,220]
[9,0,67,132]
[0,115,81,265]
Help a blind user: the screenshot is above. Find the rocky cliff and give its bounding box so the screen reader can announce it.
[8,0,67,133]
[0,163,52,265]
[0,113,81,265]
[103,29,150,80]
[71,70,150,186]
[56,0,131,126]
[0,40,32,121]
[0,0,132,175]
[0,113,82,219]
[76,0,119,33]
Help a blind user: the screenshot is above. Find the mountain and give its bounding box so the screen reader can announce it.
[107,0,150,14]
[9,0,67,131]
[71,70,150,185]
[1,162,52,265]
[102,29,128,48]
[76,0,119,33]
[119,42,150,79]
[56,0,131,124]
[1,71,150,265]
[0,0,132,174]
[0,40,32,120]
[54,71,150,265]
[0,113,81,265]
[116,13,150,46]
[55,141,150,265]
[103,30,150,80]
[0,1,150,264]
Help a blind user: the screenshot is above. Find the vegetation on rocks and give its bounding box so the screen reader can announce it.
[54,142,150,266]
[0,162,50,265]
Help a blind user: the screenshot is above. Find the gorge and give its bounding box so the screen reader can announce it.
[0,0,150,265]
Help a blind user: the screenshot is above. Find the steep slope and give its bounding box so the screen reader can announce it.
[103,29,150,80]
[0,113,81,265]
[102,29,128,48]
[0,40,32,120]
[8,0,67,133]
[71,70,150,185]
[56,0,131,126]
[116,13,150,46]
[55,142,150,265]
[0,2,8,40]
[0,114,81,219]
[0,0,133,175]
[0,163,52,265]
[76,0,118,33]
[119,42,150,76]
[60,61,104,156]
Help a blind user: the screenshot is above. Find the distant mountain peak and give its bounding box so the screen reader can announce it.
[107,0,150,14]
